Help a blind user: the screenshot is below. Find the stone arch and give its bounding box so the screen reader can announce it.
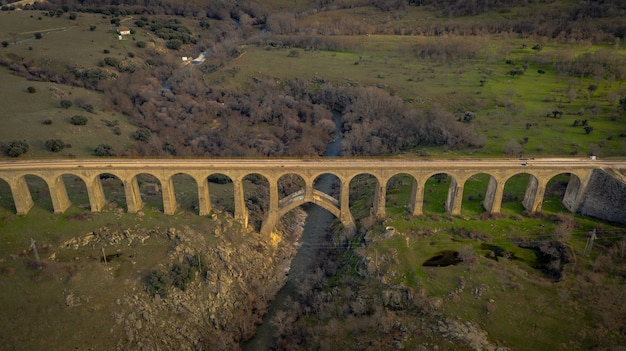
[98,172,127,212]
[461,173,491,216]
[260,188,354,236]
[545,172,582,213]
[313,172,341,203]
[348,173,381,221]
[385,173,417,216]
[207,173,235,217]
[278,173,306,202]
[277,192,341,219]
[242,173,270,232]
[21,174,54,213]
[58,173,92,210]
[131,173,165,213]
[170,173,199,215]
[0,175,15,213]
[422,172,455,214]
[502,172,542,213]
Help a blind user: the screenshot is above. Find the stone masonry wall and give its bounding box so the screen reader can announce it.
[576,169,626,224]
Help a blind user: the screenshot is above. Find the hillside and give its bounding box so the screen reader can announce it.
[0,0,624,158]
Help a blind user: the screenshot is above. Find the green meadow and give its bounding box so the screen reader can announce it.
[207,35,626,158]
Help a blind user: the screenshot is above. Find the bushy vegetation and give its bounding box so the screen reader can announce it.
[44,139,65,152]
[1,139,29,157]
[145,254,206,296]
[145,270,170,298]
[94,143,114,156]
[69,115,88,125]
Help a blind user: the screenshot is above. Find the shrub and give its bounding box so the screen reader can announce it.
[171,264,193,291]
[101,119,119,127]
[163,141,176,155]
[34,32,42,39]
[146,270,170,297]
[208,174,232,184]
[1,140,29,157]
[44,139,65,152]
[103,56,119,67]
[60,99,72,109]
[461,111,476,122]
[42,119,52,125]
[458,244,478,264]
[103,49,110,54]
[132,128,151,142]
[1,41,8,48]
[136,41,146,48]
[70,115,88,125]
[26,86,36,93]
[81,104,94,113]
[89,24,96,31]
[94,144,114,156]
[165,39,182,50]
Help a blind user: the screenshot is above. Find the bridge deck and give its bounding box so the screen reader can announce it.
[0,157,623,172]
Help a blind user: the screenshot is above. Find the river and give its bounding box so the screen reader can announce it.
[241,112,343,350]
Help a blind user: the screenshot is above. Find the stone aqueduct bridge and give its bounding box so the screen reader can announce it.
[0,158,624,235]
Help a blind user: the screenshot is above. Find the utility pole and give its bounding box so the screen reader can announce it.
[584,229,597,256]
[30,238,41,267]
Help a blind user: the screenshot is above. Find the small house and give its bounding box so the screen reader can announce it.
[117,26,131,36]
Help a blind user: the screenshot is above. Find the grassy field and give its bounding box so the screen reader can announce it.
[0,68,139,158]
[206,36,626,158]
[360,176,626,349]
[0,11,174,158]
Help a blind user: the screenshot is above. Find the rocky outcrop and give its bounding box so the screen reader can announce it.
[57,210,306,351]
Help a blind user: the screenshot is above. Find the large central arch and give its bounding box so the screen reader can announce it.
[260,188,355,235]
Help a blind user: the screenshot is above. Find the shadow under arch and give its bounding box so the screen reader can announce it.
[313,173,340,203]
[22,174,54,213]
[349,173,378,222]
[60,174,90,211]
[98,172,126,212]
[461,173,491,216]
[171,173,199,215]
[423,172,454,215]
[133,173,164,213]
[278,173,306,201]
[502,172,537,214]
[0,176,15,213]
[243,173,269,232]
[544,172,579,213]
[385,173,417,217]
[208,173,234,217]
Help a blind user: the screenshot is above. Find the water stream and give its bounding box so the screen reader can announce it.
[241,112,343,350]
